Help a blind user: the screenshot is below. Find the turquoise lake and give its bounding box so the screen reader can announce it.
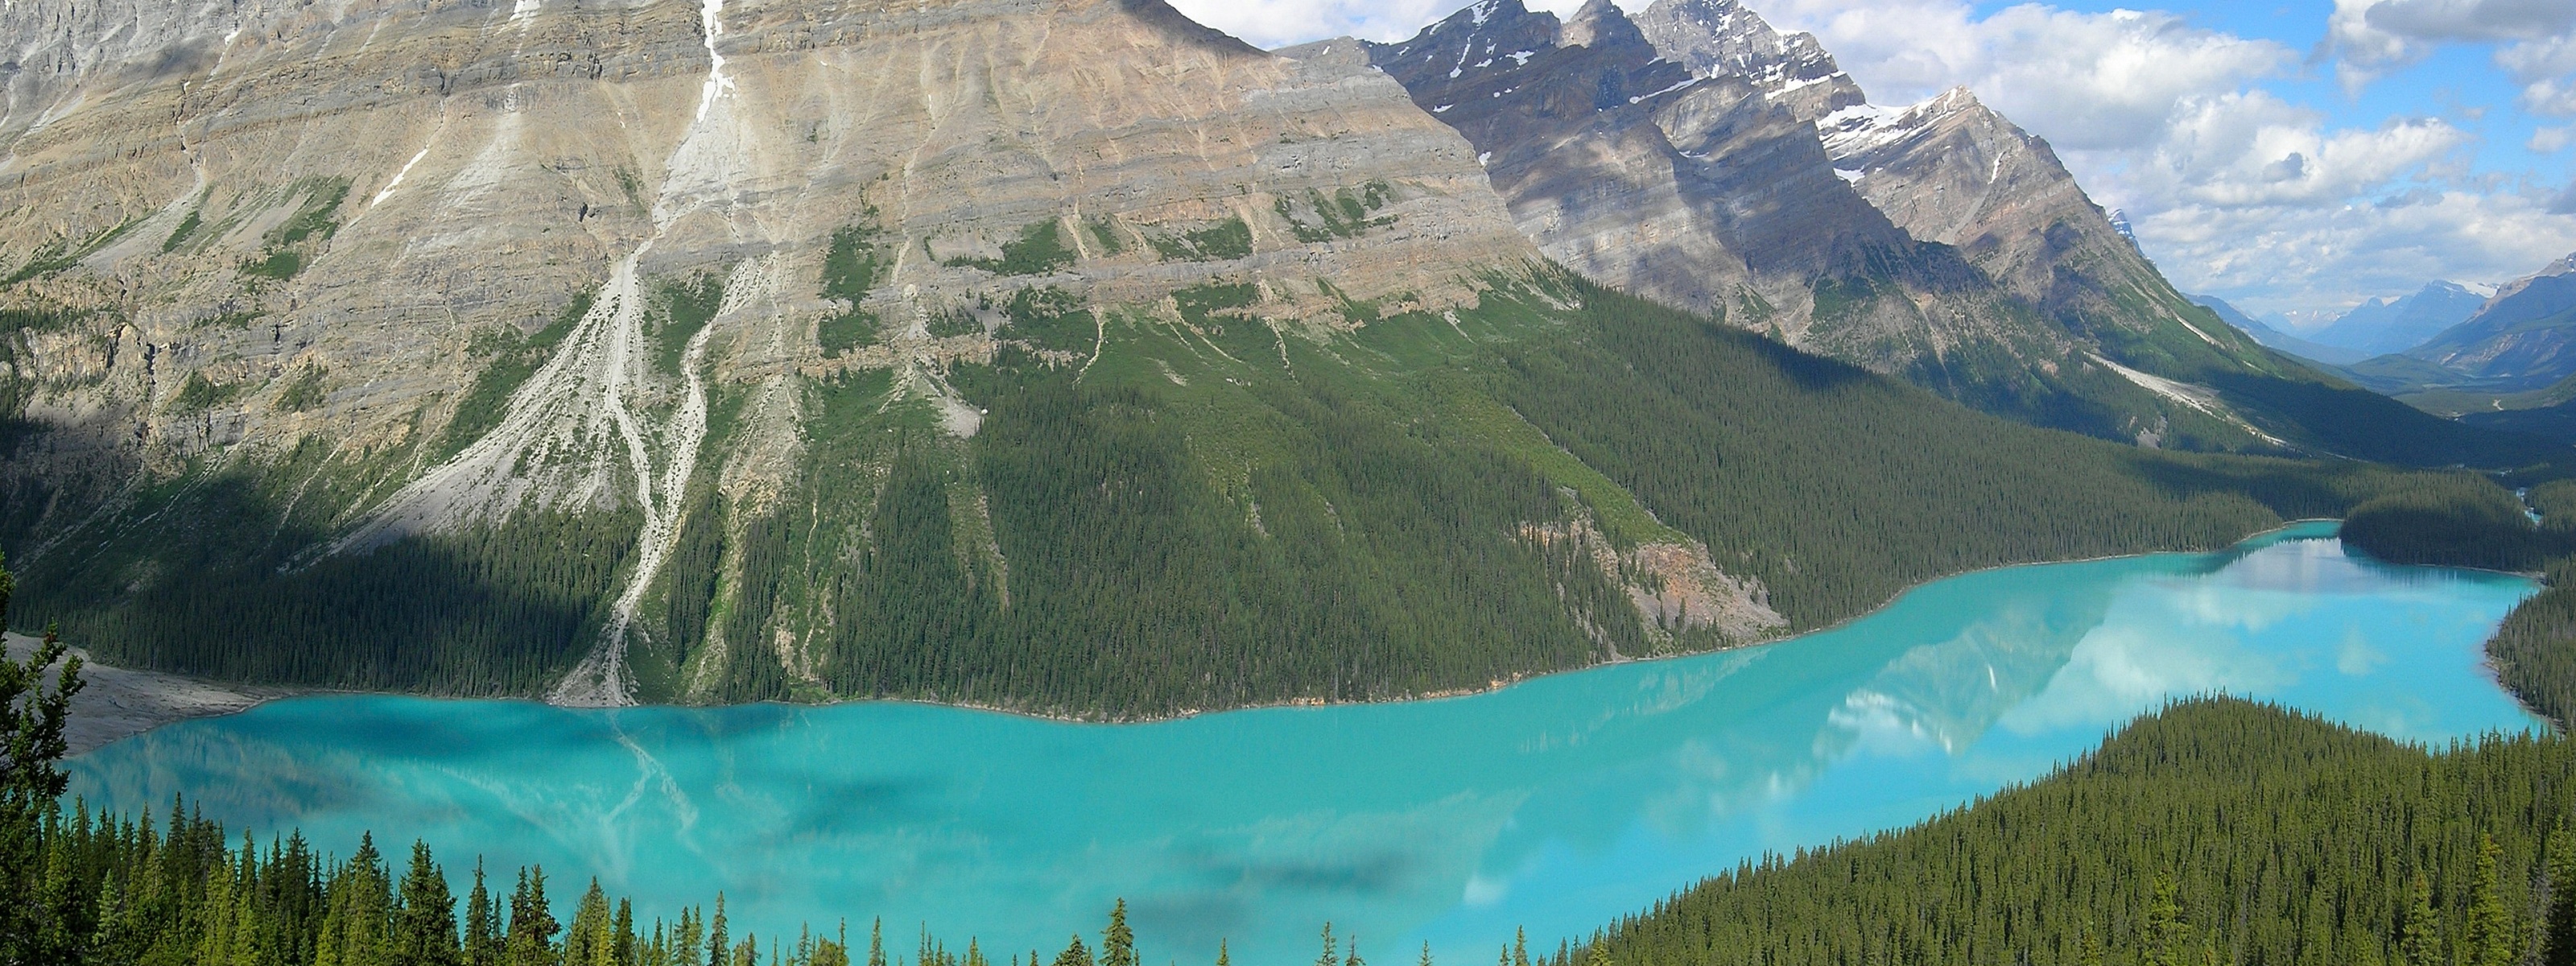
[68,523,2548,965]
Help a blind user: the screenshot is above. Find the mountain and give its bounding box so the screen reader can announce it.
[0,0,2531,712]
[2309,282,2491,356]
[2404,254,2576,389]
[2188,294,2368,366]
[1367,0,2543,466]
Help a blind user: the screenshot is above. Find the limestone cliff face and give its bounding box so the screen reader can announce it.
[1817,86,2250,365]
[0,0,1566,704]
[1363,0,1955,358]
[1628,0,1862,122]
[1373,0,2301,452]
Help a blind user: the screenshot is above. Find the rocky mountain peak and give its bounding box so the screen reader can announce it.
[1631,0,1865,120]
[1563,0,1650,49]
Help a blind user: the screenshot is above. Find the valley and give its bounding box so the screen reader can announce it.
[3,0,2576,965]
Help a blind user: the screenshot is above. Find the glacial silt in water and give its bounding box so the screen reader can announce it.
[68,524,2543,964]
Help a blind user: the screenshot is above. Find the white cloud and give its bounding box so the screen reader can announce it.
[2533,124,2576,150]
[1745,0,2573,314]
[2330,0,2576,109]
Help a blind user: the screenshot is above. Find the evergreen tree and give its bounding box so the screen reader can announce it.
[0,547,82,965]
[708,895,729,966]
[1418,942,1431,966]
[1344,935,1364,966]
[2545,828,2576,966]
[1051,935,1092,966]
[1315,925,1338,966]
[867,919,884,966]
[2464,836,2519,966]
[1216,940,1229,966]
[2143,875,2190,966]
[467,861,502,966]
[508,867,561,966]
[2403,873,2442,966]
[1101,899,1136,966]
[396,840,462,966]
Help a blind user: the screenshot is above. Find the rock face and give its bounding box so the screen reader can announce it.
[1628,0,1863,122]
[1364,0,1963,357]
[1367,0,2310,450]
[0,0,1783,710]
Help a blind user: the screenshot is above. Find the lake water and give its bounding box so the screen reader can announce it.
[68,523,2547,965]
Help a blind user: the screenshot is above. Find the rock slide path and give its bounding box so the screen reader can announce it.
[335,0,750,708]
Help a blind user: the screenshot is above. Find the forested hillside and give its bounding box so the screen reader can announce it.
[5,272,2462,715]
[1571,698,2576,966]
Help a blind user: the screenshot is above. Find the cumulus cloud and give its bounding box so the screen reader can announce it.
[1741,0,2571,313]
[2330,0,2576,109]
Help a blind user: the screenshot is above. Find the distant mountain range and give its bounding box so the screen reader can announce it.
[2188,295,2368,366]
[2310,283,2493,357]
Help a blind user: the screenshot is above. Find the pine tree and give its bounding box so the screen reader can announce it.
[1417,942,1431,966]
[467,861,501,966]
[0,551,83,966]
[2144,875,2190,966]
[617,900,638,966]
[508,867,561,966]
[1216,939,1229,966]
[1511,928,1528,966]
[868,919,885,966]
[1316,925,1338,966]
[1344,933,1365,966]
[2402,873,2442,966]
[1051,935,1092,966]
[2464,836,2519,966]
[2546,827,2576,966]
[708,895,729,966]
[396,840,462,966]
[1101,900,1136,966]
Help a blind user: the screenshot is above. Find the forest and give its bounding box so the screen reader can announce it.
[1,271,2497,715]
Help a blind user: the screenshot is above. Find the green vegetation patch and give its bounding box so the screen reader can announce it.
[1002,286,1095,353]
[439,291,593,460]
[1148,217,1254,262]
[162,208,203,253]
[1084,218,1128,256]
[651,274,725,377]
[947,219,1076,277]
[275,365,328,413]
[1274,181,1395,243]
[167,372,241,414]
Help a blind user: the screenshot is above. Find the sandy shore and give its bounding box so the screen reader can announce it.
[4,632,289,755]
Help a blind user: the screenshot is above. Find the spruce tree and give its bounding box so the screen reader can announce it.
[2546,828,2576,966]
[0,547,82,966]
[2402,873,2442,966]
[2144,875,2190,966]
[466,861,500,966]
[708,895,729,966]
[509,868,561,966]
[1101,900,1136,966]
[1316,925,1338,966]
[396,840,462,966]
[1051,935,1092,966]
[1216,939,1229,966]
[2464,836,2519,966]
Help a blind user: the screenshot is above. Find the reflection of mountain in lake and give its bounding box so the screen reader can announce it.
[68,527,2537,966]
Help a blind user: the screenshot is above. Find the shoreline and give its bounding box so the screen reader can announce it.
[6,632,295,755]
[33,518,2369,743]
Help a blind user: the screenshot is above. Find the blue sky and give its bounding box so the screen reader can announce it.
[1167,0,2576,327]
